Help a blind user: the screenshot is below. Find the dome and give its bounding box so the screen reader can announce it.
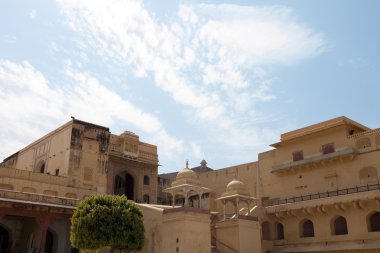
[171,161,200,186]
[176,167,197,180]
[225,179,249,196]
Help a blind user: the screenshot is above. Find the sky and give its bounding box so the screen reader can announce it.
[0,0,379,173]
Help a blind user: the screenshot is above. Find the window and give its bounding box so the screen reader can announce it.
[262,221,271,240]
[301,219,314,237]
[293,151,304,162]
[55,169,59,176]
[368,212,380,232]
[322,143,335,155]
[333,216,348,235]
[276,222,284,240]
[144,175,150,185]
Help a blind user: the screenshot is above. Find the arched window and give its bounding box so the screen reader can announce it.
[276,222,284,240]
[144,175,150,185]
[301,219,314,238]
[333,216,348,235]
[368,212,380,232]
[0,225,9,253]
[143,194,150,204]
[262,221,271,240]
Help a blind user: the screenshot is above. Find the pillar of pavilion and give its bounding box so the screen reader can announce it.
[163,161,211,208]
[217,178,256,220]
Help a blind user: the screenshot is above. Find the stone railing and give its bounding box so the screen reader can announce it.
[263,182,380,207]
[0,188,79,208]
[0,166,75,187]
[272,147,357,173]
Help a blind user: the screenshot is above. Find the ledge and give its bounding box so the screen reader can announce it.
[163,206,210,214]
[271,147,357,173]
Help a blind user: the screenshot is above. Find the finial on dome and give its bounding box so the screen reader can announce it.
[186,159,189,169]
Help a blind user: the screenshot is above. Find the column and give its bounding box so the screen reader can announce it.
[184,190,189,207]
[36,215,51,253]
[172,193,175,207]
[223,200,226,221]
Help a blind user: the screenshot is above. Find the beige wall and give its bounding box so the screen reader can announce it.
[162,207,211,253]
[198,162,258,214]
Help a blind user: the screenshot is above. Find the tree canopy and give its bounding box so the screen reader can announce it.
[70,194,145,252]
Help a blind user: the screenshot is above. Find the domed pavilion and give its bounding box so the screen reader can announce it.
[163,161,211,208]
[217,178,256,220]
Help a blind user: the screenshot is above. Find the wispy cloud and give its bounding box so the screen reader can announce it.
[55,0,326,168]
[0,60,183,162]
[30,9,37,19]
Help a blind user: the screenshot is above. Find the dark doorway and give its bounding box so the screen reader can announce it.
[369,212,380,232]
[125,173,134,200]
[114,172,134,200]
[114,175,125,195]
[45,229,54,253]
[0,226,9,253]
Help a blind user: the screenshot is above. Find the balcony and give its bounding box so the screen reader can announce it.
[271,147,357,173]
[264,183,380,214]
[0,188,79,209]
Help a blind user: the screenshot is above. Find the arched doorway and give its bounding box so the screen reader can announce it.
[114,172,134,201]
[45,229,54,253]
[0,225,9,253]
[125,173,134,200]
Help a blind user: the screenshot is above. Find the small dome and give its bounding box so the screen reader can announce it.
[176,167,197,180]
[225,179,249,195]
[172,161,200,186]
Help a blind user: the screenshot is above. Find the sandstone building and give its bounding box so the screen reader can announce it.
[0,116,379,253]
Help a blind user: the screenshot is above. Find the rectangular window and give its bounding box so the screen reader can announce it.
[293,151,304,162]
[322,143,335,154]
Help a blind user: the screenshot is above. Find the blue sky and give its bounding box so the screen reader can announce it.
[0,0,379,173]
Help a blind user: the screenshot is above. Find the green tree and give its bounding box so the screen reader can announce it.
[70,194,145,253]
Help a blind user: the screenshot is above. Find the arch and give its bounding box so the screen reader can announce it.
[22,187,36,193]
[35,160,46,173]
[144,175,150,185]
[114,172,135,201]
[0,225,10,253]
[143,194,150,204]
[360,166,378,185]
[368,212,380,232]
[301,219,314,238]
[262,221,271,240]
[43,190,58,196]
[332,216,348,235]
[275,222,284,240]
[65,193,77,199]
[0,184,13,190]
[45,229,58,253]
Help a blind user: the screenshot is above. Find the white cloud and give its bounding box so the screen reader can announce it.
[30,9,37,19]
[0,60,183,163]
[56,0,325,168]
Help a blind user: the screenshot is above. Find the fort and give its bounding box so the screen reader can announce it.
[0,116,379,253]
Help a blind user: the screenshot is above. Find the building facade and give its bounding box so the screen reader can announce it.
[0,116,379,253]
[0,118,158,252]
